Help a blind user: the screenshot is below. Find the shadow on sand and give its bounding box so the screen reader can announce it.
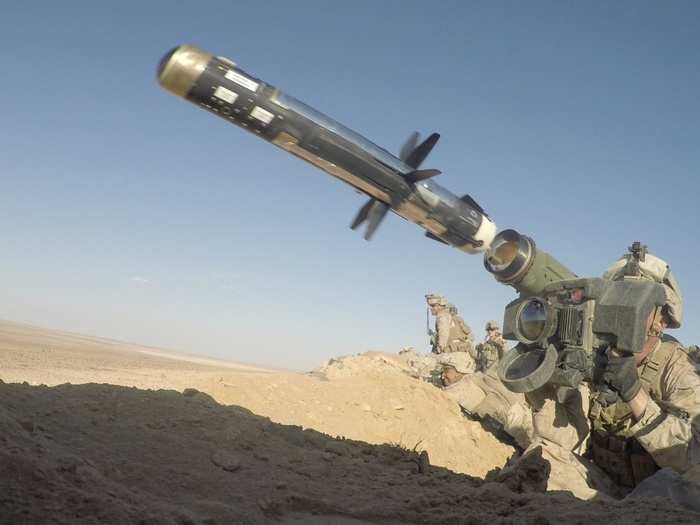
[1,382,698,525]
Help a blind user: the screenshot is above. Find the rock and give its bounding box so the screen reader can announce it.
[627,467,700,512]
[182,388,200,397]
[18,419,35,433]
[417,451,430,474]
[485,446,550,493]
[210,451,241,472]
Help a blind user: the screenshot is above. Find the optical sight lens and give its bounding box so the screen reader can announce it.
[518,299,547,342]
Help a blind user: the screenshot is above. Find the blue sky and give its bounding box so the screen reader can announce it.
[1,2,698,369]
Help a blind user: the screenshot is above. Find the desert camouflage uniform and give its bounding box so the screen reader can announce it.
[426,294,474,354]
[522,382,613,499]
[472,321,507,372]
[441,356,533,449]
[521,338,700,499]
[589,337,700,488]
[436,311,474,354]
[518,253,700,500]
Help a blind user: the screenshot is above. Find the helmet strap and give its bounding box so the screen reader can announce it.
[647,307,665,338]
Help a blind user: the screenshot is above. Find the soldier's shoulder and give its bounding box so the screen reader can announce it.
[659,334,687,355]
[649,337,700,381]
[681,344,700,365]
[662,339,700,375]
[661,334,698,357]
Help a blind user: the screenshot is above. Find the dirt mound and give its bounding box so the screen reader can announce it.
[3,322,700,523]
[2,381,698,525]
[196,351,512,477]
[1,323,514,479]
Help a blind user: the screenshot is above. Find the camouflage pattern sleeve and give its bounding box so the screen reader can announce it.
[525,383,589,453]
[494,335,507,359]
[465,326,474,343]
[469,342,481,361]
[435,312,451,353]
[631,348,700,472]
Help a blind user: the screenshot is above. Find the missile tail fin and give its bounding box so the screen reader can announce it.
[350,198,390,240]
[365,201,389,240]
[399,132,420,163]
[405,133,440,169]
[459,193,487,217]
[350,198,375,230]
[405,169,441,184]
[425,231,449,245]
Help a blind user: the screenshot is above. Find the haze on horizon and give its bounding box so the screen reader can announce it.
[1,1,699,369]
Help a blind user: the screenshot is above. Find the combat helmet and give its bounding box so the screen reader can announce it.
[437,352,473,374]
[485,320,500,331]
[425,293,448,307]
[603,246,682,328]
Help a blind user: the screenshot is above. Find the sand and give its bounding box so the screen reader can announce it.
[1,320,697,524]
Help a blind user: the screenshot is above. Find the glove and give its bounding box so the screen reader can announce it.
[599,352,642,403]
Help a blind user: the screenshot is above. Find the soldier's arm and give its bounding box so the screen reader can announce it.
[469,343,481,360]
[630,349,700,472]
[435,314,450,352]
[494,336,506,359]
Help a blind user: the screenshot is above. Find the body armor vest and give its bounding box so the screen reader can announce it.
[445,315,473,353]
[588,337,681,488]
[476,337,505,371]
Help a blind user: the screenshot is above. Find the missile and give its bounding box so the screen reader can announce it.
[157,45,496,253]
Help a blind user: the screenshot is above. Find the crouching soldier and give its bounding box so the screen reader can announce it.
[439,352,533,450]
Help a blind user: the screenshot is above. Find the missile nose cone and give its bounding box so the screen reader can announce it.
[157,46,180,80]
[157,44,212,98]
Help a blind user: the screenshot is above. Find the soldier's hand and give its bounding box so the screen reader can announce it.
[598,351,641,403]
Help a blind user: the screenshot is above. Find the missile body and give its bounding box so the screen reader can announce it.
[158,45,496,252]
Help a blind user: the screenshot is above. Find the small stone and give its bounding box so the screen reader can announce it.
[182,388,200,397]
[253,452,270,462]
[257,497,275,511]
[57,458,78,474]
[418,451,430,474]
[18,419,35,433]
[32,468,46,481]
[211,451,241,472]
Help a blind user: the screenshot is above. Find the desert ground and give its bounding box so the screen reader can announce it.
[1,319,699,524]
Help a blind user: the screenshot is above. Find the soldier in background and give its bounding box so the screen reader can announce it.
[425,294,474,355]
[472,320,507,372]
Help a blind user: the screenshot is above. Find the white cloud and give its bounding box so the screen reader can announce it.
[130,277,151,285]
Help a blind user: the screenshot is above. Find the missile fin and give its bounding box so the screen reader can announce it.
[405,133,440,169]
[350,198,375,230]
[399,131,420,163]
[458,193,488,217]
[425,231,449,245]
[364,201,389,240]
[405,169,441,184]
